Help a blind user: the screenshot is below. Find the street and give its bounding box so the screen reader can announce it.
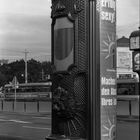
[0,112,51,140]
[117,119,139,140]
[0,112,139,140]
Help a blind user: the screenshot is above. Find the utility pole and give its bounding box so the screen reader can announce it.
[24,49,29,83]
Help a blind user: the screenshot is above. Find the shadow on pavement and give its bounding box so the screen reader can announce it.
[0,135,34,140]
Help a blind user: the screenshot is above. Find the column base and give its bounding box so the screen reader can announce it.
[46,135,85,140]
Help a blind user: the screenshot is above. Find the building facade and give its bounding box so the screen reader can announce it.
[117,36,139,95]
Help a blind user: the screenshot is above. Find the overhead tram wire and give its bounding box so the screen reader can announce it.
[0,48,51,62]
[117,22,139,36]
[117,22,139,32]
[28,54,51,61]
[0,48,50,56]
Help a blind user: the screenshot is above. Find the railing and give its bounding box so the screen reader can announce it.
[1,95,139,117]
[0,99,51,113]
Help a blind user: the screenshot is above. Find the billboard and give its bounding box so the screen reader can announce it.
[117,51,132,69]
[100,0,117,139]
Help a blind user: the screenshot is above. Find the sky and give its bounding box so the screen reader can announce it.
[0,0,139,62]
[117,0,139,38]
[0,0,51,62]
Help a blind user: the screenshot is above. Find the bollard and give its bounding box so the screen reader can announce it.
[12,100,14,111]
[37,101,40,112]
[1,100,3,111]
[24,100,26,112]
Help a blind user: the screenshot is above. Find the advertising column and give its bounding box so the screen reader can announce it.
[100,0,117,140]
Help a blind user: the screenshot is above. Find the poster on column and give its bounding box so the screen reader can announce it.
[99,0,117,140]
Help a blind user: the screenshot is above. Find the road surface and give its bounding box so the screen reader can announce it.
[0,112,139,140]
[117,119,139,140]
[0,112,51,140]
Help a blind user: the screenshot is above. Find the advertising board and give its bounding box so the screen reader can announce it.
[100,0,117,139]
[117,51,132,69]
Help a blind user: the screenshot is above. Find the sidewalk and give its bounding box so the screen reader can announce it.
[0,111,51,117]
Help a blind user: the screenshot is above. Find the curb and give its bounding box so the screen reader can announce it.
[0,111,51,116]
[117,116,139,122]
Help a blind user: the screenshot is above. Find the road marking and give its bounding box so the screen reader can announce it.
[23,126,51,130]
[0,119,8,121]
[9,119,32,124]
[0,118,32,124]
[32,117,51,120]
[0,118,31,124]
